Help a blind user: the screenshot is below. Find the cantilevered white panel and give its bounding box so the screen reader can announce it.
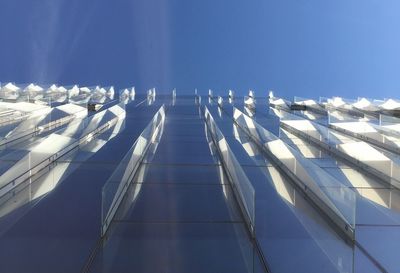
[0,102,126,203]
[46,84,67,94]
[380,99,400,110]
[205,106,255,233]
[233,107,356,240]
[0,102,48,113]
[330,121,400,151]
[328,97,347,108]
[0,134,75,193]
[228,90,234,99]
[56,104,87,117]
[0,103,88,148]
[107,87,115,99]
[102,105,165,236]
[269,98,290,109]
[0,103,126,220]
[278,109,400,189]
[2,83,19,92]
[80,87,91,93]
[297,99,318,106]
[68,85,80,97]
[353,98,379,112]
[330,121,383,141]
[130,87,135,97]
[24,84,43,93]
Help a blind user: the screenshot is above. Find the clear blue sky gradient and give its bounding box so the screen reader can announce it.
[0,0,399,99]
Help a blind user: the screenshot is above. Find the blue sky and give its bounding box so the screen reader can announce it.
[0,0,399,99]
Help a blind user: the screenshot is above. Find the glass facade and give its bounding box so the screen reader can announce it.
[0,84,399,272]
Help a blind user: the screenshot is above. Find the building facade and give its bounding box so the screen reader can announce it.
[0,83,399,273]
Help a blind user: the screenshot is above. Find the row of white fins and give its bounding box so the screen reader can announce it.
[0,82,115,99]
[271,95,400,112]
[3,83,398,111]
[206,88,399,112]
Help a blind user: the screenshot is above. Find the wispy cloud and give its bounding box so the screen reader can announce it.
[28,0,96,84]
[28,0,62,83]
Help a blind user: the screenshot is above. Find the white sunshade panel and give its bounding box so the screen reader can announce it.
[328,107,373,123]
[244,96,256,111]
[234,122,296,203]
[0,103,126,205]
[0,108,51,141]
[56,104,123,140]
[233,107,356,234]
[281,125,398,204]
[70,94,92,104]
[302,111,322,121]
[0,133,75,197]
[381,123,400,136]
[102,105,165,236]
[269,97,290,109]
[294,98,326,112]
[204,106,256,231]
[281,125,400,217]
[295,98,319,106]
[380,99,400,110]
[325,97,378,120]
[42,85,68,102]
[0,105,92,159]
[327,97,348,108]
[1,83,20,92]
[325,97,400,122]
[262,103,400,229]
[230,115,352,267]
[107,87,115,98]
[68,85,80,98]
[0,84,20,100]
[280,129,326,159]
[56,104,87,116]
[279,110,400,188]
[0,110,24,125]
[352,98,380,112]
[0,102,49,113]
[24,84,44,93]
[0,104,88,148]
[119,87,136,105]
[0,106,126,221]
[80,87,91,93]
[276,96,400,155]
[331,121,400,150]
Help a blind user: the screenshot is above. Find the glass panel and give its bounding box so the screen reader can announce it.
[0,103,126,216]
[233,107,356,240]
[119,87,136,105]
[101,105,166,235]
[204,106,256,233]
[0,101,126,227]
[115,183,242,222]
[90,222,257,273]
